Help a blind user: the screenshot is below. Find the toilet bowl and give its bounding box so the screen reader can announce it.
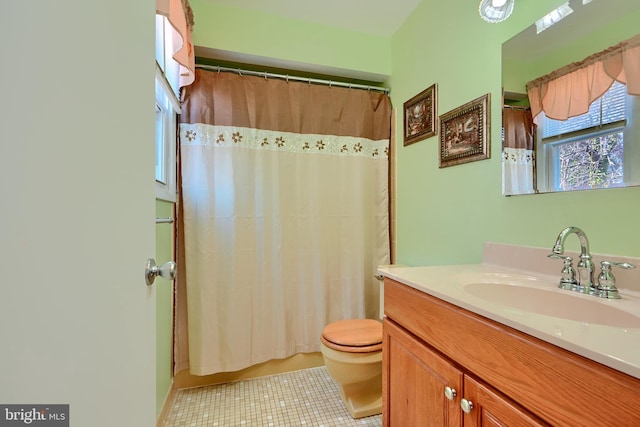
[320,319,383,419]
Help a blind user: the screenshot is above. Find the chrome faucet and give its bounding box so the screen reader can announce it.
[551,226,595,294]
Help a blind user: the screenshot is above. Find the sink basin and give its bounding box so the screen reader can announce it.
[464,282,640,328]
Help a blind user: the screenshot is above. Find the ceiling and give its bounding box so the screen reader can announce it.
[199,0,424,37]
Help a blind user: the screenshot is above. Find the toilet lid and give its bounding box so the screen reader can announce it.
[322,319,382,349]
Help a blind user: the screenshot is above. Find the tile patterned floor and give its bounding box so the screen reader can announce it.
[163,367,382,427]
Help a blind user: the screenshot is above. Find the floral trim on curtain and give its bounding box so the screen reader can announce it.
[502,147,534,165]
[180,124,389,158]
[502,147,536,195]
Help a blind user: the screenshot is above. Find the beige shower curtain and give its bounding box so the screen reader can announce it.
[175,69,391,375]
[502,107,535,195]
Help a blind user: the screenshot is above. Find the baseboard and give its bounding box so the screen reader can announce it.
[174,352,324,390]
[156,380,177,427]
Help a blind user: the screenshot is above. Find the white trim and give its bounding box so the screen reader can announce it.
[155,63,181,114]
[156,380,177,427]
[155,71,178,202]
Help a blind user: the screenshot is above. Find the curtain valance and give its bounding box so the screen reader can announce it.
[526,33,640,123]
[156,0,195,88]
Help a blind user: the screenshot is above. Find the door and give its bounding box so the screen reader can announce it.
[383,319,463,427]
[0,2,156,426]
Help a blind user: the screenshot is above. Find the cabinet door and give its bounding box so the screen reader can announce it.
[383,319,463,427]
[461,376,549,427]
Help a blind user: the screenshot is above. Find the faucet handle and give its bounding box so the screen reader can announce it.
[547,253,577,290]
[596,260,636,299]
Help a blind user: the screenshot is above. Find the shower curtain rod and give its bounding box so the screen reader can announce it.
[503,104,530,110]
[195,64,390,94]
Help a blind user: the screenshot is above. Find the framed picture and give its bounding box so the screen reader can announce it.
[439,93,490,168]
[403,84,437,146]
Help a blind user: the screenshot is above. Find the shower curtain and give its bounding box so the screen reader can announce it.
[502,107,535,195]
[176,69,392,375]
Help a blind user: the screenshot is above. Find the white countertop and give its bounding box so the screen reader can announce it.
[378,263,640,380]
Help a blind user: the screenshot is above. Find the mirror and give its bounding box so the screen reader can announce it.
[502,0,640,195]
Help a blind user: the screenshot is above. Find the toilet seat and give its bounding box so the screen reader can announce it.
[321,319,382,353]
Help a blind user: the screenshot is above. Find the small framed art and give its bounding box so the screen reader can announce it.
[439,93,490,168]
[403,84,437,146]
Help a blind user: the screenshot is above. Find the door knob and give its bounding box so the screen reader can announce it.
[145,258,177,286]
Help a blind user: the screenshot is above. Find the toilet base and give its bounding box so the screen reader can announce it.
[319,324,383,420]
[338,374,382,418]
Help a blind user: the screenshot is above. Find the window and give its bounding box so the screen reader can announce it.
[536,82,639,192]
[155,66,180,202]
[155,13,181,202]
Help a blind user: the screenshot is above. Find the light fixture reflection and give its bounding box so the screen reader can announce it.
[535,2,573,33]
[479,0,515,23]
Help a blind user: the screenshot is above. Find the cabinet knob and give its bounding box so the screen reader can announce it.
[444,386,457,401]
[460,398,474,414]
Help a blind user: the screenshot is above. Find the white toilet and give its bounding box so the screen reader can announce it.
[320,318,383,419]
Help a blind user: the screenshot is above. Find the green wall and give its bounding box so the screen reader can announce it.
[390,0,640,265]
[190,0,391,79]
[156,199,174,417]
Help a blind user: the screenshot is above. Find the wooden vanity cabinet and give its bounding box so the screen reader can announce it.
[382,278,640,426]
[383,318,463,426]
[384,318,546,427]
[461,376,547,427]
